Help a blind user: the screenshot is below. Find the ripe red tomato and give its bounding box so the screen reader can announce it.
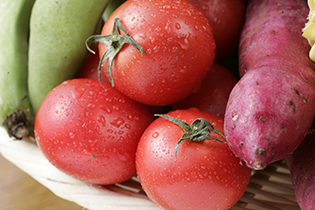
[136,108,251,210]
[172,63,238,118]
[98,0,216,106]
[187,0,246,61]
[76,48,109,84]
[35,78,154,185]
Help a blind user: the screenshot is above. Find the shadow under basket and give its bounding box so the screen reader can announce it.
[0,127,300,210]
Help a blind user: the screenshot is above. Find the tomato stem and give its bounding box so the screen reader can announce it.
[155,114,226,160]
[85,18,145,90]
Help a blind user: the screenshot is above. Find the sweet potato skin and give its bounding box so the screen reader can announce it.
[285,131,315,210]
[224,0,315,170]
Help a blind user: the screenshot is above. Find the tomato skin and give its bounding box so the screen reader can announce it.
[187,0,246,61]
[172,63,238,118]
[136,108,251,210]
[99,0,216,106]
[76,48,109,84]
[35,78,154,185]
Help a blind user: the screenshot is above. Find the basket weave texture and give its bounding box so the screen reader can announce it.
[0,127,300,210]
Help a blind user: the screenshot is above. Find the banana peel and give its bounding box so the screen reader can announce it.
[303,0,315,62]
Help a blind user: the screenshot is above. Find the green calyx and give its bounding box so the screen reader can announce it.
[155,114,226,160]
[85,18,145,89]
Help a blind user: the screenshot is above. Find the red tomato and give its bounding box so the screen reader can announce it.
[35,78,154,185]
[187,0,246,61]
[172,63,238,118]
[136,108,251,210]
[76,48,109,84]
[98,0,216,106]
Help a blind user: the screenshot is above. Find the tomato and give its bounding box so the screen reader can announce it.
[34,78,154,185]
[76,47,110,84]
[97,0,216,106]
[172,63,238,118]
[187,0,246,61]
[136,108,251,210]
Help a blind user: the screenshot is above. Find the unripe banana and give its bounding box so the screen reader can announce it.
[0,0,36,139]
[28,0,112,113]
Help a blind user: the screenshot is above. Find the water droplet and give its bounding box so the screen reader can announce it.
[175,22,181,29]
[69,133,75,139]
[105,97,112,103]
[118,98,125,104]
[153,45,160,53]
[100,104,112,114]
[118,149,130,161]
[177,33,191,50]
[97,115,106,127]
[113,105,119,111]
[87,103,96,109]
[72,84,85,99]
[118,136,125,142]
[138,33,147,40]
[110,117,125,128]
[127,114,134,121]
[152,132,159,138]
[158,67,167,74]
[165,22,172,33]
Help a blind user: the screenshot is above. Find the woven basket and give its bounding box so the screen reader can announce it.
[0,126,300,210]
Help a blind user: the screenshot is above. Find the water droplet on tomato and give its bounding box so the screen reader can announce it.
[118,98,125,104]
[100,104,112,114]
[201,5,209,12]
[105,97,112,103]
[113,105,120,111]
[69,133,75,139]
[110,117,125,128]
[138,33,147,40]
[153,45,160,53]
[177,33,191,50]
[71,85,84,99]
[118,149,130,161]
[157,67,167,74]
[87,103,96,109]
[175,22,181,29]
[97,115,106,127]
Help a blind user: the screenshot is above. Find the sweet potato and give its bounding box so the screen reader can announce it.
[224,0,315,170]
[285,129,315,210]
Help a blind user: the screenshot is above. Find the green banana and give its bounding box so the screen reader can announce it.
[28,0,112,113]
[0,0,36,139]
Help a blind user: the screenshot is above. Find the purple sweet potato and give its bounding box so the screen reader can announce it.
[224,0,315,170]
[285,130,315,210]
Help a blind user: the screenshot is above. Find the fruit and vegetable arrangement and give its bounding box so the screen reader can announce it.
[1,0,315,209]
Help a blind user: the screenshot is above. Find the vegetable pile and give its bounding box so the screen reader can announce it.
[1,0,315,209]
